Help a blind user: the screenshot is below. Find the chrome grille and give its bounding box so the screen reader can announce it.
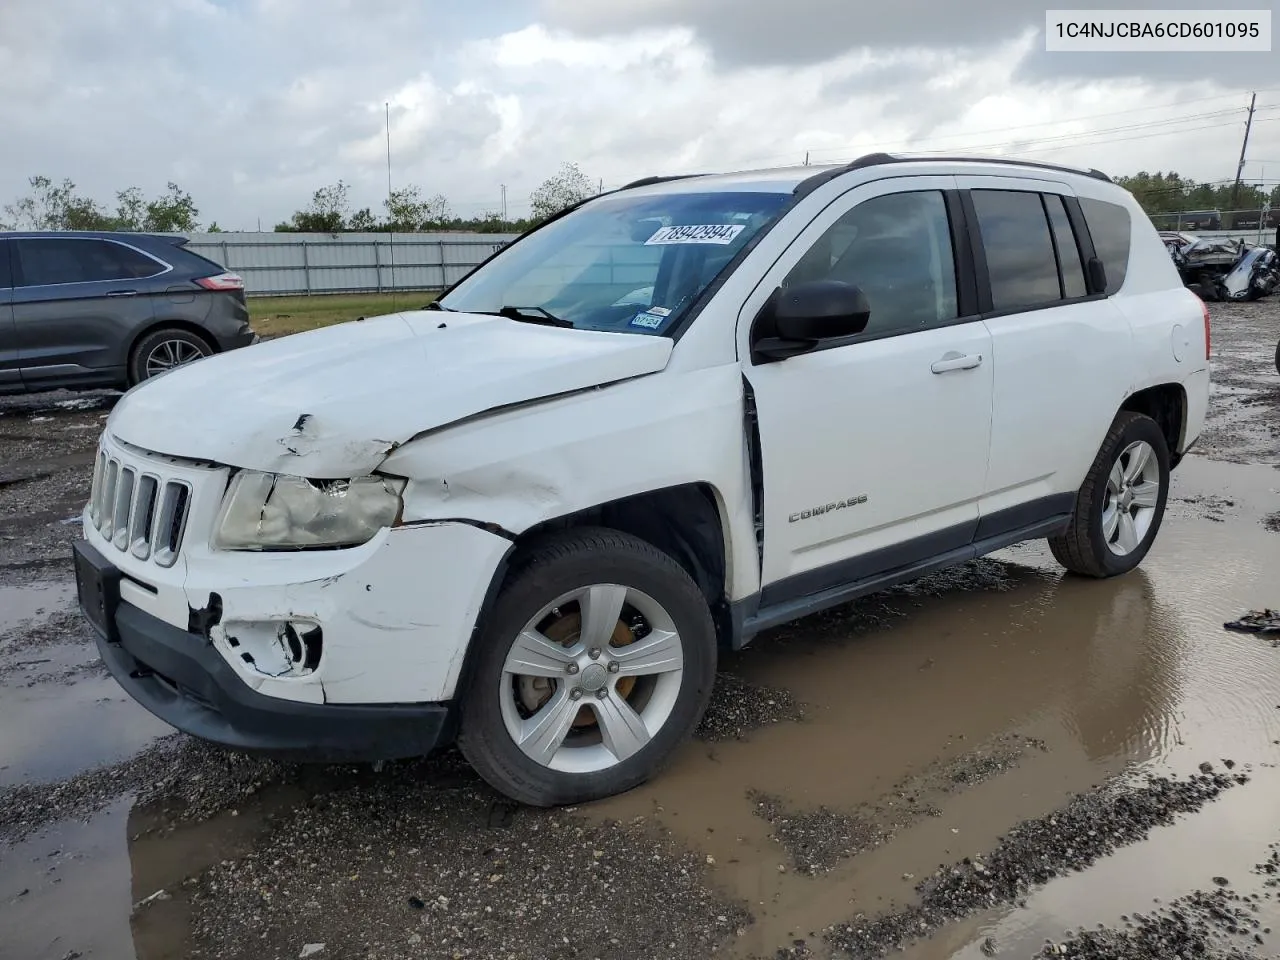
[90,449,192,568]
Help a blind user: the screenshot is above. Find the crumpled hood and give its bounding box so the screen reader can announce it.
[107,311,673,476]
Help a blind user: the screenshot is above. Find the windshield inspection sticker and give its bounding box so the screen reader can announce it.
[630,307,669,329]
[645,224,745,245]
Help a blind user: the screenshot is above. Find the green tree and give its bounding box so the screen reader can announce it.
[277,180,351,232]
[385,184,451,231]
[114,187,146,230]
[2,175,112,230]
[529,162,595,222]
[348,207,379,231]
[143,182,199,232]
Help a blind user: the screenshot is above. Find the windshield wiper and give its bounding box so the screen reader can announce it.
[424,300,454,311]
[497,305,574,328]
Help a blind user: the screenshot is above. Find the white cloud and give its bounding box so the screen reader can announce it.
[1,0,1275,230]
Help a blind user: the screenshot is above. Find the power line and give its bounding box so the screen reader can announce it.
[735,90,1277,169]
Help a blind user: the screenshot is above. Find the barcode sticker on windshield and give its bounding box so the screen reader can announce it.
[645,224,745,245]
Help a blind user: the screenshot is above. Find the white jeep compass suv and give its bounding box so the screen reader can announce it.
[75,154,1210,806]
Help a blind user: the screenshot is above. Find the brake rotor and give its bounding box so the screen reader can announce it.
[516,610,638,728]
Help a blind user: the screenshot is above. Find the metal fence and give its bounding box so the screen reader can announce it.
[184,232,521,297]
[1148,209,1278,232]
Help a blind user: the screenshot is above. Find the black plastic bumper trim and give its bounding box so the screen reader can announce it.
[95,598,450,762]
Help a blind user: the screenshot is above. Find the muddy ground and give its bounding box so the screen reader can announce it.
[1,300,1279,960]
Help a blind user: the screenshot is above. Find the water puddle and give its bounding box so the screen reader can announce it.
[0,579,170,787]
[0,581,75,632]
[588,454,1280,957]
[2,456,1279,959]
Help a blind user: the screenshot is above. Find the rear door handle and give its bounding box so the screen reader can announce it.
[931,351,983,374]
[105,290,138,297]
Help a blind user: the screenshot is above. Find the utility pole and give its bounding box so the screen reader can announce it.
[804,151,810,166]
[500,184,507,221]
[385,101,396,305]
[1231,91,1257,208]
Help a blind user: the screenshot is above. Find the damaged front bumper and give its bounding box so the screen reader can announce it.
[77,539,449,761]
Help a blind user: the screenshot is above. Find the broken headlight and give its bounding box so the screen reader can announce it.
[213,471,404,550]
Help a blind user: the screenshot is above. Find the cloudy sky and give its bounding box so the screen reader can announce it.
[1,0,1277,229]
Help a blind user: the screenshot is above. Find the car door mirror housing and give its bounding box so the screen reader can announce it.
[752,280,871,362]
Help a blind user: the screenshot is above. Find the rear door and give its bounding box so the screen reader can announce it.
[13,237,164,387]
[955,176,1132,528]
[0,240,19,391]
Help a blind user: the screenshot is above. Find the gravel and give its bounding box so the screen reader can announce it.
[182,773,750,960]
[0,737,298,843]
[746,734,1044,877]
[826,769,1249,959]
[750,791,886,875]
[695,673,806,741]
[1033,884,1273,959]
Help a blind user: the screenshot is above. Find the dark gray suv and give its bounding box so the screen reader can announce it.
[0,231,255,394]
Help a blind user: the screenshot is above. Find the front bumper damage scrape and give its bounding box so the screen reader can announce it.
[78,539,450,761]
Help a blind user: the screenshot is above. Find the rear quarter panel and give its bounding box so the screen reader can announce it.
[1083,185,1209,451]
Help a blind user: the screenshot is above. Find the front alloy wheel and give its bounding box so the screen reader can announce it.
[500,584,684,773]
[458,528,716,806]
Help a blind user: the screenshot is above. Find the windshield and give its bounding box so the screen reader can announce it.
[437,190,791,335]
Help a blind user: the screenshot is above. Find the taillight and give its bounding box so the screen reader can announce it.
[195,272,244,291]
[1201,299,1211,359]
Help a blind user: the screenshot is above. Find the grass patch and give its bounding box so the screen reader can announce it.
[248,291,439,337]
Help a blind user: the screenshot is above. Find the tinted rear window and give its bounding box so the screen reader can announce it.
[1078,197,1132,294]
[0,241,11,288]
[971,190,1061,312]
[1044,194,1087,299]
[16,238,165,286]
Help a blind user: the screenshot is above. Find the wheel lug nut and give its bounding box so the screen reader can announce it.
[566,663,579,675]
[596,688,608,699]
[588,647,601,660]
[607,661,619,674]
[570,688,583,701]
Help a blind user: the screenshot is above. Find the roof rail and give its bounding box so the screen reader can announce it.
[618,173,709,191]
[795,152,1112,196]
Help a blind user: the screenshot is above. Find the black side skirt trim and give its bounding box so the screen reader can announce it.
[737,507,1072,646]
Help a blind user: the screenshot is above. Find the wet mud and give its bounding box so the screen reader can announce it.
[1,300,1279,960]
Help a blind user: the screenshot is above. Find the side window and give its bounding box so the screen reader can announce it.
[783,190,958,338]
[0,241,11,289]
[971,190,1061,312]
[16,239,162,287]
[1044,195,1087,299]
[1078,197,1132,294]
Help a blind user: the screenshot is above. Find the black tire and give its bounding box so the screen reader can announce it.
[1049,411,1170,579]
[457,527,717,807]
[128,327,214,386]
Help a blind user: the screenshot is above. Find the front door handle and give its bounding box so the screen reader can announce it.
[931,351,983,374]
[105,290,138,297]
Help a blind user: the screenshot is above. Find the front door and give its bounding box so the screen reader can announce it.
[13,237,160,387]
[738,177,994,606]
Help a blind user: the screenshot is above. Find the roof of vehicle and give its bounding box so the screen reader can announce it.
[0,230,188,245]
[616,153,1114,198]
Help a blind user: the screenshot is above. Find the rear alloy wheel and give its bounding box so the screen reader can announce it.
[458,528,716,806]
[1050,411,1170,578]
[128,328,213,385]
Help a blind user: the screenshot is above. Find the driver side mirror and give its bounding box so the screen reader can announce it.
[751,280,871,362]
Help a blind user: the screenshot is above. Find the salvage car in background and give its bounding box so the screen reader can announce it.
[1159,230,1280,301]
[0,232,254,395]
